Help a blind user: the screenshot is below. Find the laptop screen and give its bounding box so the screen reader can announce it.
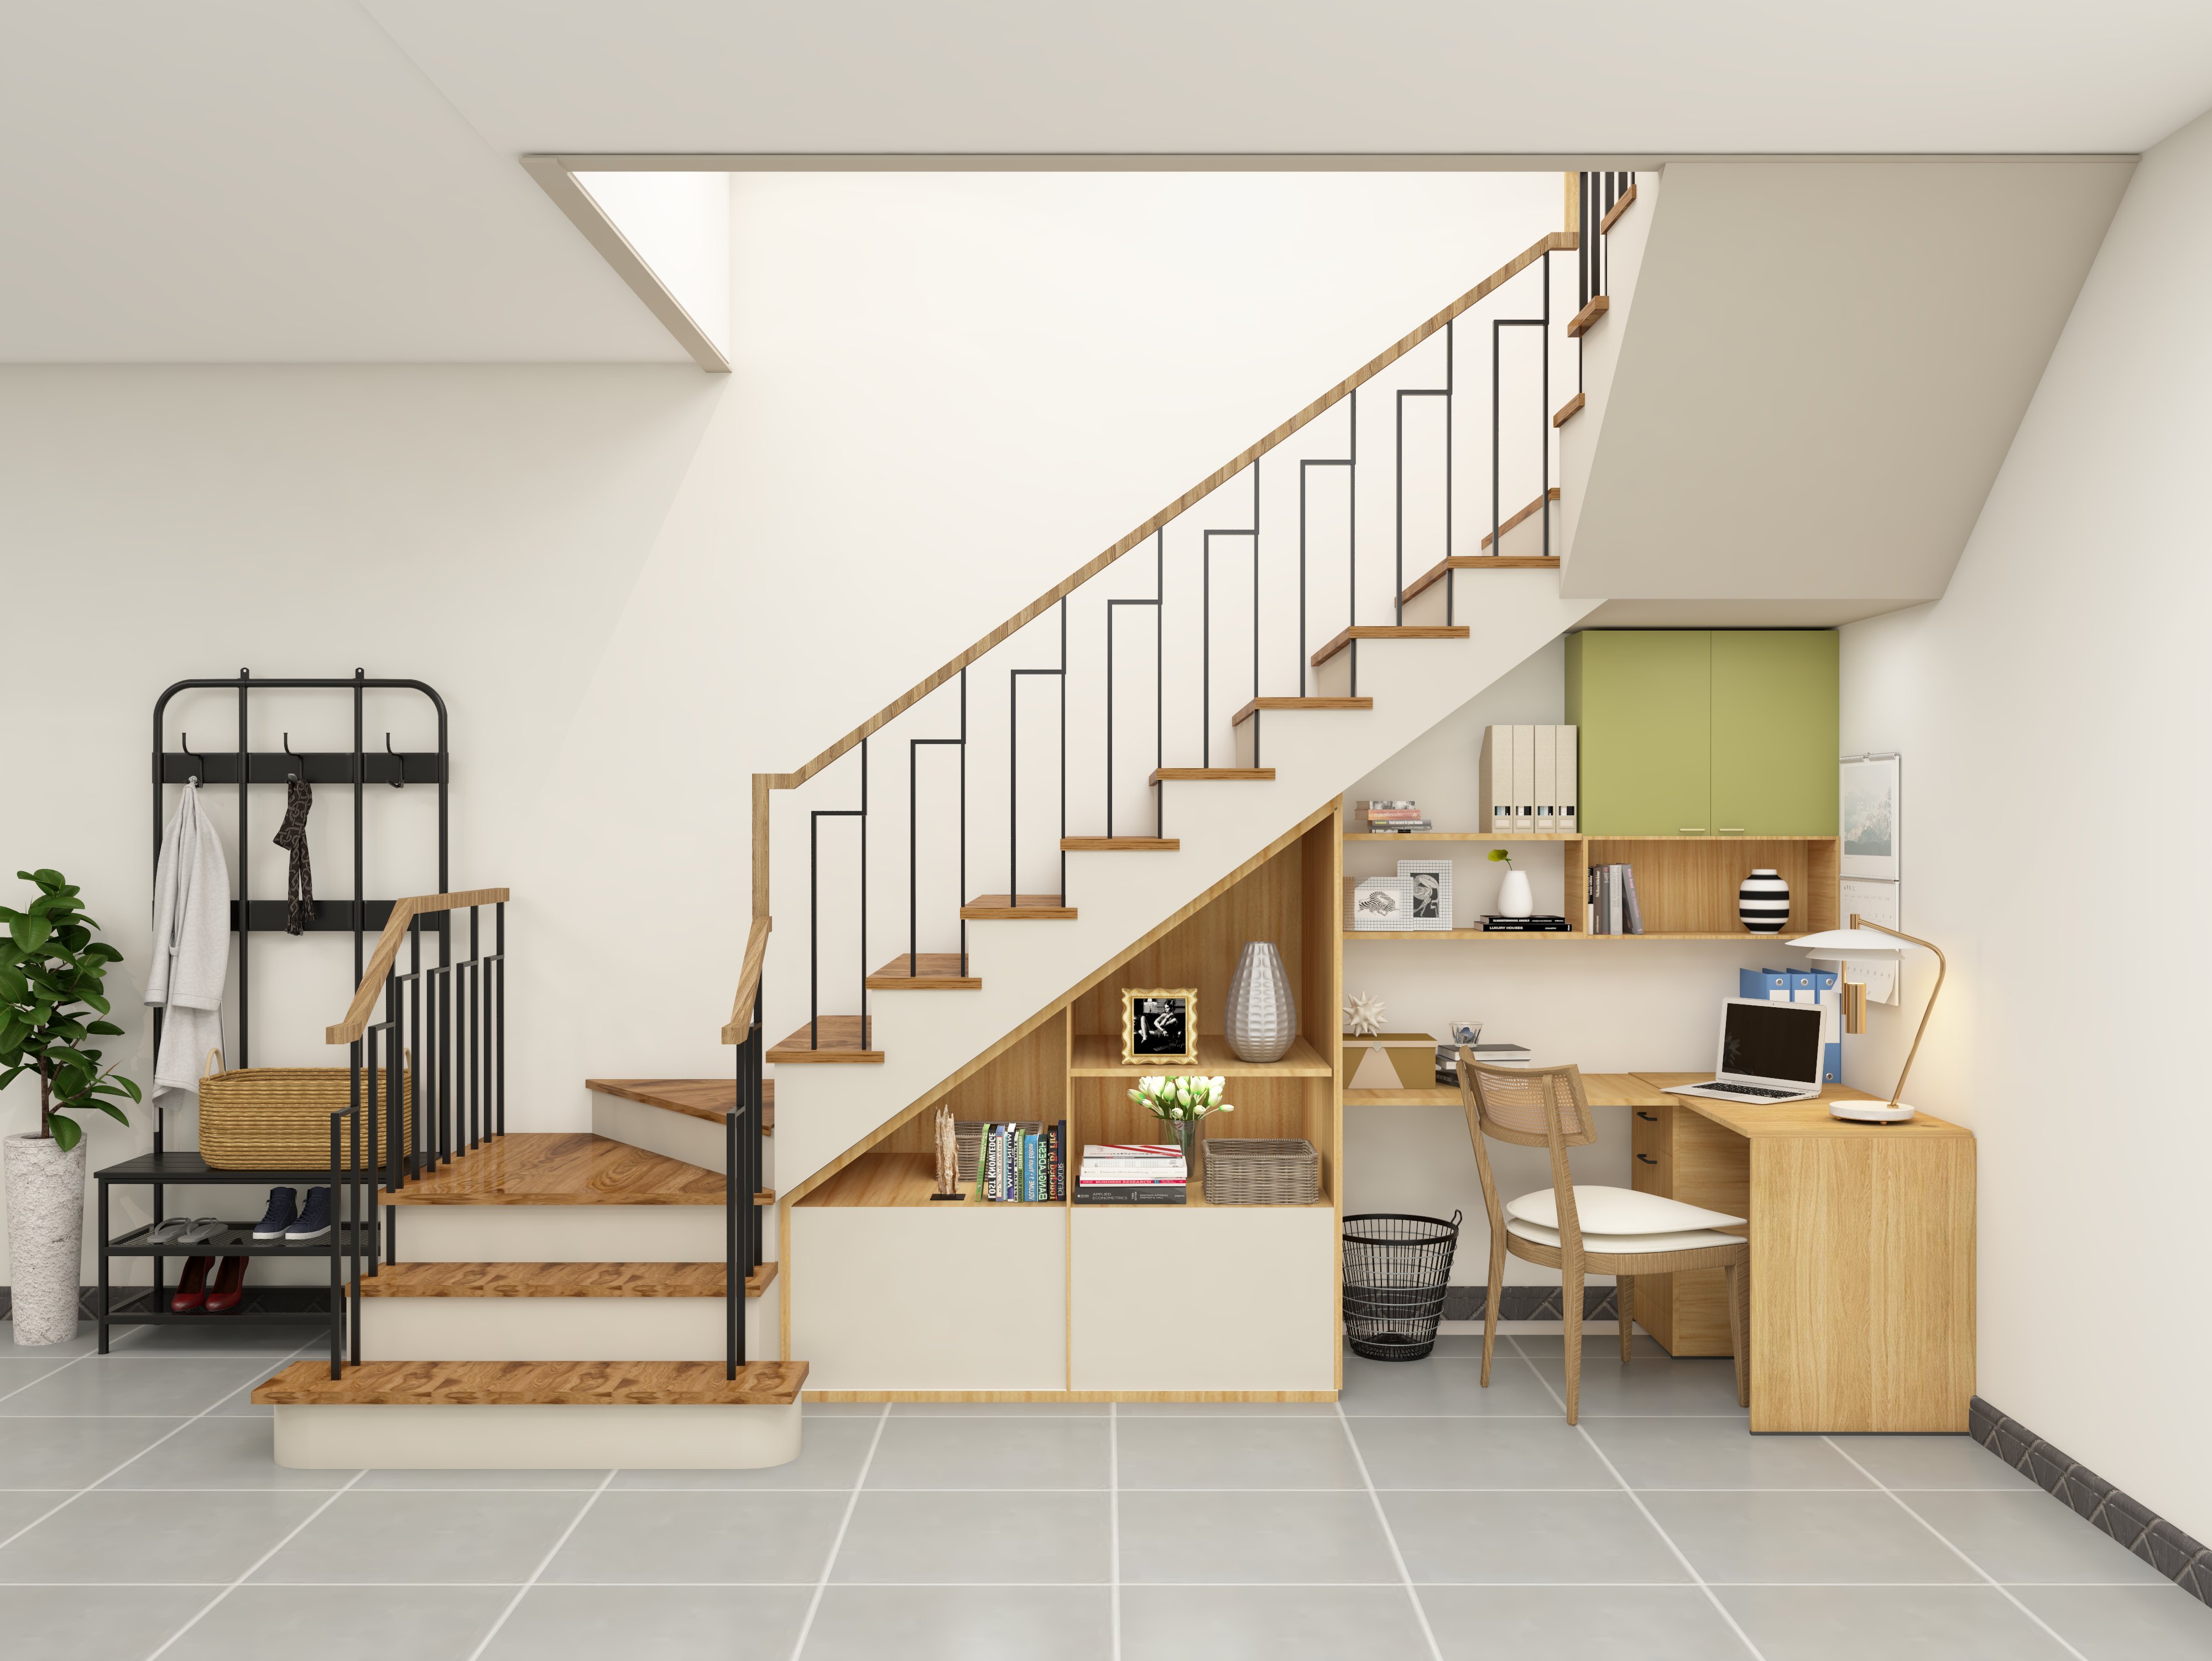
[1719,999,1824,1084]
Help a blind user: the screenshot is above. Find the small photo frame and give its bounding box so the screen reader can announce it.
[1396,858,1454,932]
[1351,877,1413,931]
[1840,753,1901,881]
[1121,988,1198,1065]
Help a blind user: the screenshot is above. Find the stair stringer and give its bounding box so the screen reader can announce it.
[775,575,1603,1194]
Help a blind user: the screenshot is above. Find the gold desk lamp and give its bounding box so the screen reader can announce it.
[1788,917,1946,1124]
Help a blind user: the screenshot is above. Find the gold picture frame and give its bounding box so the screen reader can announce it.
[1120,987,1198,1066]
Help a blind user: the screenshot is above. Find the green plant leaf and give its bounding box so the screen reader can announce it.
[45,1113,81,1152]
[84,943,121,964]
[88,1098,130,1125]
[79,992,110,1016]
[54,925,90,953]
[86,1020,122,1036]
[9,915,51,952]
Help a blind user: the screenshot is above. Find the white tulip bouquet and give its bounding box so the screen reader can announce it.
[1127,1075,1234,1123]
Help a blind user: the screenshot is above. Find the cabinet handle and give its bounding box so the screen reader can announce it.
[1718,827,1746,834]
[1636,1154,1658,1165]
[1636,1111,1658,1122]
[1679,827,1706,834]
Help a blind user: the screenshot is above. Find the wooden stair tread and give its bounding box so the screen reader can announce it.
[960,894,1077,920]
[768,1015,884,1063]
[251,1358,808,1408]
[1553,392,1585,428]
[1479,487,1561,549]
[384,1134,728,1206]
[354,1261,778,1298]
[865,953,980,990]
[1567,294,1609,338]
[1310,625,1469,668]
[586,1077,774,1134]
[1061,836,1180,851]
[1151,767,1275,782]
[1401,555,1562,602]
[1599,181,1638,234]
[1231,696,1373,725]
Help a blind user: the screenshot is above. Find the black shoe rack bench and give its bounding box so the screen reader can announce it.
[94,669,451,1375]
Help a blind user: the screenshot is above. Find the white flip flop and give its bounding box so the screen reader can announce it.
[176,1217,227,1245]
[145,1217,195,1245]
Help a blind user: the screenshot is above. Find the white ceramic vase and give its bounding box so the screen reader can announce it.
[1224,941,1297,1063]
[1497,869,1534,919]
[1738,868,1792,934]
[4,1133,86,1345]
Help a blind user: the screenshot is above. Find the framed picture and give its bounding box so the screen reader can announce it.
[1396,858,1454,933]
[1840,753,1901,881]
[1350,877,1413,931]
[1121,988,1198,1065]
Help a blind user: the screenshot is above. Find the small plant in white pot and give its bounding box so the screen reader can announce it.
[1,869,139,1345]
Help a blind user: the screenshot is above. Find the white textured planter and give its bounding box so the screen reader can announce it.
[4,1133,86,1345]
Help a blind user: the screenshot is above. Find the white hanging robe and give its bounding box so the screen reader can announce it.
[145,783,230,1098]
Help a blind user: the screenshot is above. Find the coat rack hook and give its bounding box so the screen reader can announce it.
[179,732,204,787]
[283,732,305,782]
[384,733,405,788]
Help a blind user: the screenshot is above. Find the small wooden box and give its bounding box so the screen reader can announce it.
[1341,1033,1437,1092]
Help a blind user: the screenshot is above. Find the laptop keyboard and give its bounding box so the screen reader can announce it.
[1699,1081,1807,1097]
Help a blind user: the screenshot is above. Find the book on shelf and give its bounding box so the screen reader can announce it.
[1076,1142,1186,1201]
[964,1119,1065,1201]
[1436,1041,1532,1080]
[1072,1184,1187,1204]
[1585,864,1642,935]
[1481,915,1569,932]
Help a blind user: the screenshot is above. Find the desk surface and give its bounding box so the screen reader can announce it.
[1583,1074,1971,1139]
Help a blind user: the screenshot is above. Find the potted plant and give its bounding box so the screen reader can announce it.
[1,869,139,1345]
[1126,1074,1233,1183]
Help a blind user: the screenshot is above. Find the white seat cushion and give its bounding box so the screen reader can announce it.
[1506,1184,1744,1234]
[1506,1219,1745,1253]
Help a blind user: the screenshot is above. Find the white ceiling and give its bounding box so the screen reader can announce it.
[6,1,2212,363]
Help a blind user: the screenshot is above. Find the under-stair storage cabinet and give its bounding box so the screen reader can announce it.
[1568,630,1838,835]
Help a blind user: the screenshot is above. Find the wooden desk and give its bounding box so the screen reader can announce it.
[1580,1072,1974,1434]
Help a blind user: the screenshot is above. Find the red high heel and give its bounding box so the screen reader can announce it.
[170,1257,213,1313]
[204,1257,249,1315]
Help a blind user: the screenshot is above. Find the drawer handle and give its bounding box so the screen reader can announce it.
[1636,1153,1658,1165]
[1718,827,1746,834]
[1636,1111,1658,1122]
[1679,826,1707,834]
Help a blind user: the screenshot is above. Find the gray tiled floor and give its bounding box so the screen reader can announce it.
[2,1323,2207,1659]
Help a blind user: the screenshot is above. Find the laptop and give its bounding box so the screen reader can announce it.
[1663,998,1826,1104]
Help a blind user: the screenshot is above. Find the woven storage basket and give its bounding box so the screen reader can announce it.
[1201,1137,1319,1206]
[197,1054,414,1172]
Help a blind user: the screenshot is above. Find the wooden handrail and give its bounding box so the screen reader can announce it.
[721,916,772,1044]
[325,888,510,1044]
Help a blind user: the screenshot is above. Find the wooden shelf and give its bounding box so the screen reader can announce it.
[1343,831,1837,842]
[1345,1087,1461,1107]
[1076,1185,1332,1211]
[799,1150,1065,1209]
[1068,1034,1333,1079]
[1346,929,1803,943]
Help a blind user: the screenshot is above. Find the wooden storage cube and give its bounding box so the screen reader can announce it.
[1582,837,1839,937]
[1625,1103,1750,1357]
[1069,1205,1337,1392]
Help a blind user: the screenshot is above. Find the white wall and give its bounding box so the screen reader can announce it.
[0,170,1560,1280]
[1838,108,2212,1538]
[576,171,733,356]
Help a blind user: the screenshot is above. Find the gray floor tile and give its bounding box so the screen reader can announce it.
[1826,1434,2039,1492]
[204,1379,275,1417]
[95,1414,348,1490]
[1384,1490,1689,1584]
[1642,1490,1979,1584]
[353,1467,608,1490]
[1422,1584,1740,1659]
[1492,1332,1671,1360]
[0,1415,188,1487]
[2,1326,107,1357]
[1526,1355,1751,1417]
[0,1583,212,1661]
[1117,1399,1339,1417]
[0,1488,325,1583]
[1717,1584,2071,1659]
[865,1414,1109,1490]
[1349,1414,1619,1490]
[802,1399,890,1416]
[892,1399,1110,1415]
[1905,1490,2171,1585]
[1337,1356,1564,1417]
[484,1584,812,1659]
[0,1357,273,1417]
[2012,1583,2212,1660]
[833,1490,1109,1584]
[542,1490,846,1584]
[1124,1584,1428,1659]
[613,1416,880,1490]
[251,1489,584,1584]
[807,1584,1111,1660]
[163,1584,513,1661]
[1117,1417,1365,1490]
[0,1488,69,1537]
[1582,1418,1872,1490]
[1118,1490,1400,1585]
[0,1357,75,1400]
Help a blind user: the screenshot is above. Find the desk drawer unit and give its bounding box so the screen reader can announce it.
[1628,1103,1750,1357]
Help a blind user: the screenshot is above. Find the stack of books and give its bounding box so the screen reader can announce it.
[1358,799,1432,834]
[1073,1143,1188,1205]
[973,1121,1065,1202]
[1586,863,1645,934]
[1481,914,1571,933]
[1436,1041,1532,1081]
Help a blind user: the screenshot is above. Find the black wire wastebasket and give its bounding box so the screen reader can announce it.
[1343,1211,1462,1361]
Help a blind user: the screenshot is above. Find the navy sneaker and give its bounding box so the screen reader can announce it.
[251,1188,298,1241]
[285,1186,332,1245]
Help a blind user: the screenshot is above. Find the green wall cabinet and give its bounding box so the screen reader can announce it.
[1566,630,1838,835]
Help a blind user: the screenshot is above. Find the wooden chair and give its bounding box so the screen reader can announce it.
[1457,1056,1750,1424]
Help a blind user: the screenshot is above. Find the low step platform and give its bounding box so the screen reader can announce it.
[253,1360,807,1470]
[767,1015,884,1063]
[355,1261,778,1298]
[960,894,1076,920]
[351,1263,780,1363]
[865,952,980,990]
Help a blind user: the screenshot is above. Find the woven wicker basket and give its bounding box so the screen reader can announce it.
[197,1053,413,1172]
[1201,1137,1319,1206]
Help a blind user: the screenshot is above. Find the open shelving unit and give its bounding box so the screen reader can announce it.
[788,806,1343,1398]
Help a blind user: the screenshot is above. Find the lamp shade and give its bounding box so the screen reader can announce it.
[1789,928,1927,959]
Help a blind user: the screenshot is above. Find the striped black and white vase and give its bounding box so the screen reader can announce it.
[1738,868,1792,934]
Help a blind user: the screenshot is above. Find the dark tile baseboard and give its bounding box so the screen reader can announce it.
[1442,1284,1619,1321]
[1,1287,332,1320]
[1973,1394,2212,1607]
